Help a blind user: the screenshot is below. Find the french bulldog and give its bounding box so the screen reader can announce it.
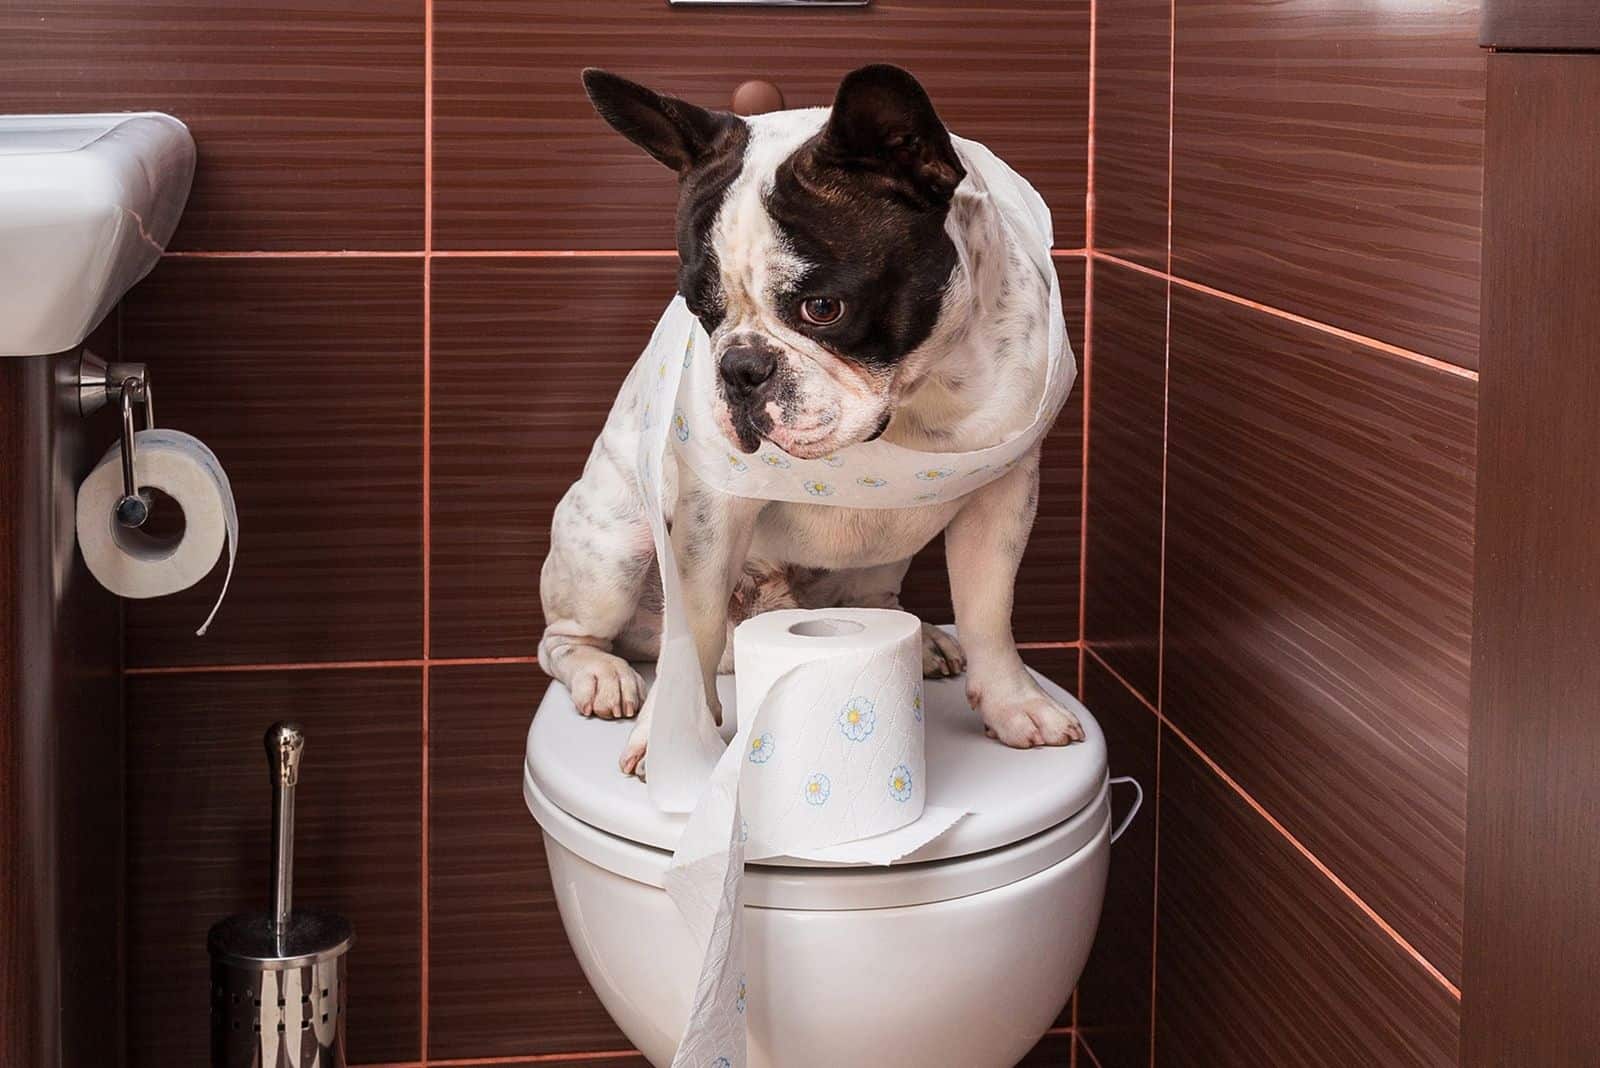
[538,64,1084,777]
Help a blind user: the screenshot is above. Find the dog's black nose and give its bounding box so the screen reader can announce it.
[719,345,778,395]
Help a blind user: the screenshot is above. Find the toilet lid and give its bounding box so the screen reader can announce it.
[525,653,1108,867]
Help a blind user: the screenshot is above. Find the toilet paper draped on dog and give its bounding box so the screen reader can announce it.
[626,134,1072,1068]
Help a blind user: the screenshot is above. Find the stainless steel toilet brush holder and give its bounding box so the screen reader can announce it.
[208,723,354,1068]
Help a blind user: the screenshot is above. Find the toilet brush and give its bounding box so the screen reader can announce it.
[208,723,354,1067]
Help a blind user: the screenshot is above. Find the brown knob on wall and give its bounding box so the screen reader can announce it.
[732,80,785,116]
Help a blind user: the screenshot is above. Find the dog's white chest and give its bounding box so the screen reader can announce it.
[752,498,964,571]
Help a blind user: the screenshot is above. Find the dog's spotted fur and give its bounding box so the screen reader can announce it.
[539,66,1084,774]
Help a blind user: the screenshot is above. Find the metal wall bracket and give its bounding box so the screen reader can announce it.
[76,350,157,528]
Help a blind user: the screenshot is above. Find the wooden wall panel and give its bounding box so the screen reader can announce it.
[1481,2,1600,50]
[1464,52,1600,1068]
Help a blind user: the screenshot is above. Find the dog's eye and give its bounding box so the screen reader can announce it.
[799,297,845,326]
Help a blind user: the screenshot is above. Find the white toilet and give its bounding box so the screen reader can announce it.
[523,663,1110,1068]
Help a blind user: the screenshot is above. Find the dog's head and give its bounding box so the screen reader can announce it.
[583,65,968,458]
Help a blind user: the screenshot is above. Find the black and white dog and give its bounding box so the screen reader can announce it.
[539,64,1084,777]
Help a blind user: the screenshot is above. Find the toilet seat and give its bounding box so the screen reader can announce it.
[524,662,1109,910]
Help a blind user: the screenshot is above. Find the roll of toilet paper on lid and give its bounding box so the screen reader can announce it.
[731,608,941,861]
[76,428,238,636]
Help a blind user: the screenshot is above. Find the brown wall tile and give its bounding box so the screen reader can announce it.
[1163,289,1475,983]
[429,256,678,659]
[900,257,1085,639]
[1018,1032,1076,1066]
[0,1,425,251]
[428,662,629,1058]
[1155,736,1459,1067]
[1170,0,1483,366]
[432,0,1088,250]
[120,258,425,667]
[1074,655,1158,1068]
[1465,53,1600,1067]
[1093,0,1173,268]
[1083,262,1166,700]
[125,668,423,1067]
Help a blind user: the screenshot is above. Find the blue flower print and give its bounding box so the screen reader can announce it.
[889,764,914,802]
[912,691,924,722]
[915,466,955,481]
[683,333,696,368]
[736,975,748,1015]
[803,479,834,497]
[738,819,750,843]
[641,401,653,428]
[838,696,876,741]
[856,475,889,489]
[821,454,845,468]
[804,773,831,806]
[749,732,775,764]
[712,1058,731,1068]
[673,410,690,442]
[759,453,791,469]
[725,454,748,474]
[914,491,941,503]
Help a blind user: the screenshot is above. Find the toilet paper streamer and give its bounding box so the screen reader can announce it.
[76,428,238,635]
[664,608,966,1068]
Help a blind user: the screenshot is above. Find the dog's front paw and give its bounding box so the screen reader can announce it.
[568,649,644,720]
[922,624,967,678]
[970,674,1085,748]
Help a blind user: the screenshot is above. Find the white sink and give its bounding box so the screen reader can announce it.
[0,113,195,357]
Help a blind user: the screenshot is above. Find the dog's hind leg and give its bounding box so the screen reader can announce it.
[538,467,655,720]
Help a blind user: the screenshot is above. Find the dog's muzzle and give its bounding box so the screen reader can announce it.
[718,342,780,453]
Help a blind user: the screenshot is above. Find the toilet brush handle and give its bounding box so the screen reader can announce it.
[265,722,306,950]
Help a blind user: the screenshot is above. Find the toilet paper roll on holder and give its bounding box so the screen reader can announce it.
[76,349,157,529]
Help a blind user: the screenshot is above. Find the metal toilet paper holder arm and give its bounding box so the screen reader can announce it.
[76,350,156,529]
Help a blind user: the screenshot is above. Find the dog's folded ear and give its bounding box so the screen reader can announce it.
[582,68,739,176]
[819,64,966,209]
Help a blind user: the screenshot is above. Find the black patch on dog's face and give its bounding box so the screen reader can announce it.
[763,151,959,370]
[674,124,749,333]
[763,64,965,373]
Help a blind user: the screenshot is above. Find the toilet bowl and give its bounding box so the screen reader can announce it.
[523,662,1110,1068]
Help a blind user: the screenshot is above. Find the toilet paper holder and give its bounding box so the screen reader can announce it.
[76,349,156,529]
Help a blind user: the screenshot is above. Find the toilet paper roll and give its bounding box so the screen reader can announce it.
[76,428,238,636]
[664,608,966,1068]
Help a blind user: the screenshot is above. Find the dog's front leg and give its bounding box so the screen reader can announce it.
[945,451,1085,747]
[620,467,764,776]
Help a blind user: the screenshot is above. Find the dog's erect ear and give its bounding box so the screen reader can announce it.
[582,68,737,175]
[818,64,965,208]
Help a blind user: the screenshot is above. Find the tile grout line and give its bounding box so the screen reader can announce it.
[1082,646,1463,1002]
[161,247,1092,260]
[1079,1029,1109,1068]
[420,0,435,1053]
[1075,0,1098,1054]
[1093,252,1478,382]
[1152,0,1177,1046]
[124,655,542,675]
[1077,0,1098,657]
[132,646,1080,677]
